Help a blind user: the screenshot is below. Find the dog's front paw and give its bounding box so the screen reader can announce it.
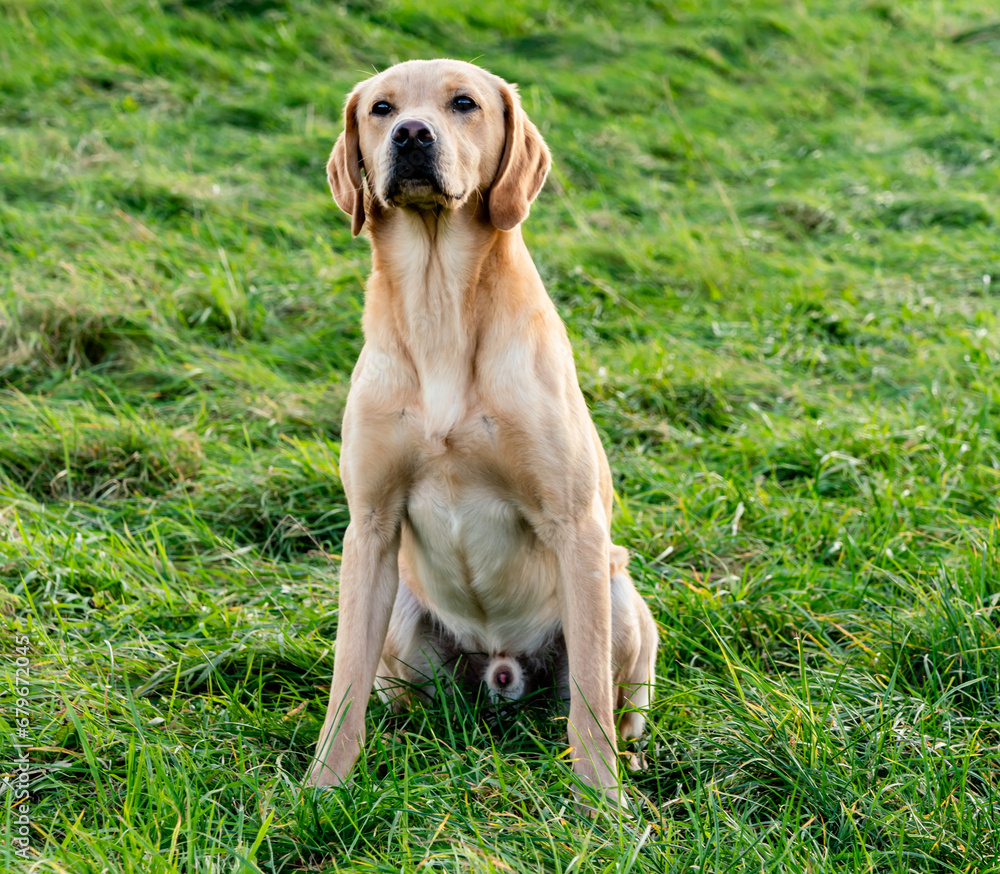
[304,760,349,790]
[568,739,630,818]
[304,738,359,791]
[570,777,632,818]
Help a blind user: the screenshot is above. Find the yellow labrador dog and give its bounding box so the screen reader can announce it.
[306,59,658,809]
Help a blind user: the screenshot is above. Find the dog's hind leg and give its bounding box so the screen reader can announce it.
[375,577,443,709]
[609,546,658,747]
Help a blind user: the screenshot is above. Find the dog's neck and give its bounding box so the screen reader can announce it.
[367,204,512,440]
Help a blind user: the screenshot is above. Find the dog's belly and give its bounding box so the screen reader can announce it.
[402,475,561,655]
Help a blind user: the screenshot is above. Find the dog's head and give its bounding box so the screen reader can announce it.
[328,60,551,236]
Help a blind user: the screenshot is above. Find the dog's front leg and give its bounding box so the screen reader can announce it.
[306,519,401,788]
[555,519,622,810]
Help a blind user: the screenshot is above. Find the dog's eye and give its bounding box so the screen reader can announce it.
[452,95,478,113]
[371,101,393,116]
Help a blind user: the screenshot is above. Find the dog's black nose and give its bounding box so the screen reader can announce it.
[392,119,436,150]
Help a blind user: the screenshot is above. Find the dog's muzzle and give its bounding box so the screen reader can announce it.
[387,117,442,195]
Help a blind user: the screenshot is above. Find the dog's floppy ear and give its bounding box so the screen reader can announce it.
[327,90,366,236]
[488,82,551,231]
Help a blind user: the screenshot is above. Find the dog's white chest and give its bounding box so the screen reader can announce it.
[404,469,561,654]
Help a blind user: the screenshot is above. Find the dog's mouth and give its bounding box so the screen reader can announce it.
[386,179,464,209]
[385,158,463,209]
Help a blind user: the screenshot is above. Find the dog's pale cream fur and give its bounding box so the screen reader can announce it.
[306,59,658,809]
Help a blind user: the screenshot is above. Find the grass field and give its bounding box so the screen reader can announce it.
[2,0,1000,870]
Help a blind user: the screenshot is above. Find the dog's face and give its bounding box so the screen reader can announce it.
[328,60,551,235]
[355,60,506,212]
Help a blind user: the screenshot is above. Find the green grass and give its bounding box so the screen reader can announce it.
[2,0,1000,869]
